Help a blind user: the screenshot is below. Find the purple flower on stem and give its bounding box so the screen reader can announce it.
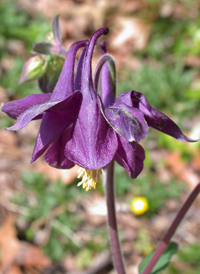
[1,27,196,192]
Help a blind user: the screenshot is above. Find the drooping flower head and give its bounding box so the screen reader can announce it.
[2,22,198,191]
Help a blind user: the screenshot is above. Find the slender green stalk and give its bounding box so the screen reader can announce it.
[103,161,126,274]
[142,182,200,274]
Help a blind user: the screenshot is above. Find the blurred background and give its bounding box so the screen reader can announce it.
[0,0,200,273]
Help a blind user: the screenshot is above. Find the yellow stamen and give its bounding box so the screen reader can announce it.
[77,167,102,191]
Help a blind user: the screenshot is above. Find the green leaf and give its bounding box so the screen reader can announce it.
[139,242,178,274]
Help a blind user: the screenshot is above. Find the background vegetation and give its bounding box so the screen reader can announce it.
[0,0,200,273]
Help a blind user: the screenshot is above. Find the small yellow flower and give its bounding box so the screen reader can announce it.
[131,197,149,215]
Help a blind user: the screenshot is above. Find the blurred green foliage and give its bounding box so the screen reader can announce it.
[178,243,200,266]
[12,171,108,261]
[135,228,155,256]
[118,62,194,116]
[0,0,50,55]
[145,17,200,58]
[115,162,187,216]
[12,171,83,260]
[12,167,186,262]
[0,0,50,98]
[139,242,178,274]
[165,242,200,274]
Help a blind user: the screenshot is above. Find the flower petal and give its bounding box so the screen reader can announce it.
[7,90,81,131]
[64,27,118,169]
[144,106,197,142]
[74,47,87,91]
[44,128,74,169]
[115,135,145,178]
[31,91,82,162]
[117,90,197,142]
[99,97,148,142]
[65,94,118,169]
[51,40,88,101]
[81,27,109,97]
[93,53,116,107]
[1,93,51,120]
[6,100,58,131]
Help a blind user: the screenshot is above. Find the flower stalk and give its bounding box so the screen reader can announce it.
[103,161,126,274]
[142,181,200,274]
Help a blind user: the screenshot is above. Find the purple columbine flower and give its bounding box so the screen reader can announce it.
[2,27,196,191]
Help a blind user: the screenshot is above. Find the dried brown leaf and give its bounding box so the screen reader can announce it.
[0,216,51,272]
[166,151,199,189]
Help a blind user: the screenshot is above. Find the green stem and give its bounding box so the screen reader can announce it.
[103,161,126,274]
[142,181,200,274]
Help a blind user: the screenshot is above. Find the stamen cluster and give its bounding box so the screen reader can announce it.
[77,167,102,191]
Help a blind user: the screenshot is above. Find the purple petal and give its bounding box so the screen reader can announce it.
[47,91,82,113]
[51,40,88,101]
[65,94,118,169]
[7,91,81,131]
[44,128,74,169]
[99,97,148,142]
[100,58,115,107]
[81,27,109,97]
[31,92,82,162]
[94,53,115,107]
[31,112,72,163]
[1,93,51,120]
[99,40,107,55]
[115,135,145,178]
[64,27,117,169]
[144,106,197,142]
[74,47,87,91]
[6,101,59,131]
[117,90,197,142]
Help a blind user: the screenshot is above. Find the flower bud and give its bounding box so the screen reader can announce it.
[32,15,64,56]
[19,55,47,84]
[38,55,64,93]
[45,32,54,43]
[33,41,67,57]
